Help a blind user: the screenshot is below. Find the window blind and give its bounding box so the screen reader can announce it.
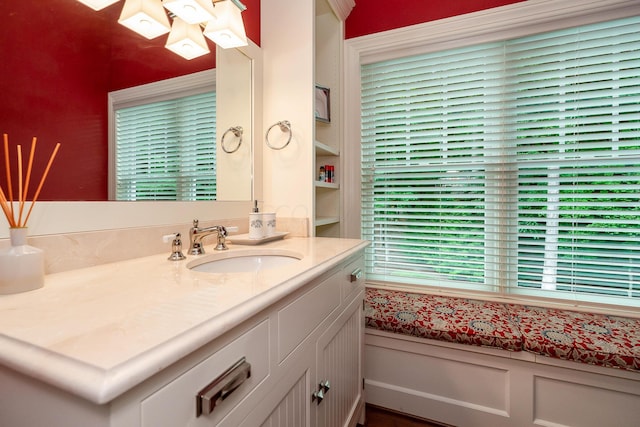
[115,91,216,200]
[361,16,640,306]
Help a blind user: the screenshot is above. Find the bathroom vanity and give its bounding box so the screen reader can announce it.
[0,237,368,427]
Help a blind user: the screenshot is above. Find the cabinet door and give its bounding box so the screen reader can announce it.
[259,370,311,427]
[313,293,364,427]
[238,365,312,427]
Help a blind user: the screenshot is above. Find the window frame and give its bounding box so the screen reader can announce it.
[107,69,216,200]
[344,0,640,313]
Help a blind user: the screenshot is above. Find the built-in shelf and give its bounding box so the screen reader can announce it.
[314,0,342,238]
[315,181,339,189]
[315,216,340,226]
[315,140,339,157]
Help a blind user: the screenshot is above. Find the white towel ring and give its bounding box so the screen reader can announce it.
[265,120,292,150]
[221,126,243,154]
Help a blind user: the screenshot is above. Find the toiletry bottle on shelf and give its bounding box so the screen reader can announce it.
[249,200,264,239]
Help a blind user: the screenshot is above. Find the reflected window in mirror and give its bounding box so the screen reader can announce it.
[108,70,217,200]
[115,92,216,200]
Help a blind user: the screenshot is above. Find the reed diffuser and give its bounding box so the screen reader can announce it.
[0,133,61,294]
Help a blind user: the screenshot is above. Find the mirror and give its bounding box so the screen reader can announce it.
[216,47,253,201]
[1,0,259,202]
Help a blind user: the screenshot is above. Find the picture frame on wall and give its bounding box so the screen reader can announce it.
[315,85,331,123]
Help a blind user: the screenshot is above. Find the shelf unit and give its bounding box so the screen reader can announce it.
[314,0,343,237]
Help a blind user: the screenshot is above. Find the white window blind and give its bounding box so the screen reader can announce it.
[361,15,640,307]
[115,91,216,200]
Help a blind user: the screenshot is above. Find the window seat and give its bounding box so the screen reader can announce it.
[365,287,640,372]
[364,287,640,425]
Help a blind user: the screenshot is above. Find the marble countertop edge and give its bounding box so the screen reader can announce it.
[0,334,109,402]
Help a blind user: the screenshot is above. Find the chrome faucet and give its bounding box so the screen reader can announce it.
[189,219,228,255]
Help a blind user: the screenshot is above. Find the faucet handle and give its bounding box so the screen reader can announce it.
[214,226,228,251]
[163,233,186,261]
[193,219,199,228]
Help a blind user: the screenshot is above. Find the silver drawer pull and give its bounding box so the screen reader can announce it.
[349,268,363,283]
[196,357,251,417]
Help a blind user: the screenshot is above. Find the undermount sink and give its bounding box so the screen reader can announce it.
[187,249,303,273]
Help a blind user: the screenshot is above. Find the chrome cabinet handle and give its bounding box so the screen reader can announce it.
[196,357,251,417]
[312,380,331,404]
[312,389,324,403]
[349,268,363,283]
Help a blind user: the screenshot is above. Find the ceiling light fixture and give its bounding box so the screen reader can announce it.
[118,0,171,40]
[203,0,247,49]
[162,0,216,24]
[165,17,210,60]
[77,0,247,59]
[76,0,120,11]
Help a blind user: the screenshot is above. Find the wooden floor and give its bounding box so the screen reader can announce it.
[364,404,452,427]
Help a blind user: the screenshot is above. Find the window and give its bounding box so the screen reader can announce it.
[361,15,640,307]
[109,70,216,201]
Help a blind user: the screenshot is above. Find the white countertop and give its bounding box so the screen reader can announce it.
[0,237,368,404]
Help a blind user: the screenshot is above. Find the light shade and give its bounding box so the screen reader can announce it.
[76,0,120,11]
[165,17,210,60]
[203,0,247,49]
[118,0,171,40]
[162,0,216,25]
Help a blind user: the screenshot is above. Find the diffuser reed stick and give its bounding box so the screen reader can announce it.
[17,145,23,222]
[0,134,61,228]
[3,134,14,223]
[0,187,14,227]
[18,137,37,224]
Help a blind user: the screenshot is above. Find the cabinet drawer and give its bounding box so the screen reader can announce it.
[277,273,341,363]
[341,255,365,302]
[141,320,269,427]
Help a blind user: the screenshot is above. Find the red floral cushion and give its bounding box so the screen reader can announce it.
[365,288,523,352]
[507,304,640,371]
[365,288,640,371]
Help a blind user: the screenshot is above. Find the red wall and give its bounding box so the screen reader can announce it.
[2,1,111,201]
[0,0,260,201]
[345,0,524,39]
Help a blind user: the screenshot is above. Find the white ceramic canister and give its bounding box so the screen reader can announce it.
[263,213,276,237]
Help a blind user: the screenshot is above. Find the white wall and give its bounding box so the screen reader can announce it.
[261,0,315,234]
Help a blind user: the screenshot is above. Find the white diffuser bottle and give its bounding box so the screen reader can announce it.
[0,227,45,294]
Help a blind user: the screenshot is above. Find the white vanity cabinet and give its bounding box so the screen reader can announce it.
[0,244,366,427]
[131,251,365,427]
[237,254,365,427]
